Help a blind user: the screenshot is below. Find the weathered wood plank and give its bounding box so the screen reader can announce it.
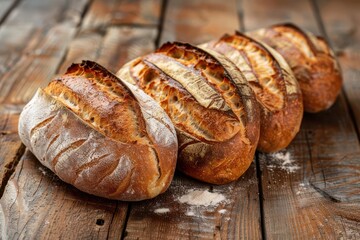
[124,1,262,239]
[0,24,77,104]
[59,27,157,74]
[0,0,90,104]
[0,151,127,239]
[242,0,319,33]
[4,0,87,27]
[125,166,261,240]
[160,0,239,45]
[242,0,360,238]
[0,108,24,197]
[316,0,360,137]
[60,0,162,73]
[0,0,18,24]
[81,0,162,31]
[301,95,360,202]
[257,96,360,239]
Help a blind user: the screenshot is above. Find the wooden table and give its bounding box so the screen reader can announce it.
[0,0,359,239]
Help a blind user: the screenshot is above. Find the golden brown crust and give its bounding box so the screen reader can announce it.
[45,62,150,145]
[202,33,303,152]
[117,42,260,184]
[248,23,342,113]
[18,61,178,201]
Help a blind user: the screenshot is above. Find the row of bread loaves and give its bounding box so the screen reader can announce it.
[18,23,342,200]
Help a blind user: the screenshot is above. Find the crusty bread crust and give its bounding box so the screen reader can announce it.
[249,23,342,113]
[202,33,303,152]
[117,42,260,184]
[18,61,178,201]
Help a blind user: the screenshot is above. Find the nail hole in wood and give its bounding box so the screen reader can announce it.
[96,219,105,226]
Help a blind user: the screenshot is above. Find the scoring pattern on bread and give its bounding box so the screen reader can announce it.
[18,61,178,201]
[202,33,303,152]
[117,42,260,184]
[248,23,342,113]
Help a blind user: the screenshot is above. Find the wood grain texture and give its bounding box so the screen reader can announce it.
[81,0,162,31]
[59,27,156,74]
[0,0,90,104]
[242,0,319,34]
[0,109,24,197]
[160,0,239,45]
[242,0,360,238]
[316,0,360,137]
[258,96,360,239]
[301,95,360,203]
[0,151,127,239]
[124,167,261,240]
[0,0,18,24]
[59,0,161,73]
[4,0,88,27]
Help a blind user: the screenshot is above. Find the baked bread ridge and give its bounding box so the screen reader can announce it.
[18,61,178,201]
[248,23,342,113]
[117,42,260,184]
[202,32,303,152]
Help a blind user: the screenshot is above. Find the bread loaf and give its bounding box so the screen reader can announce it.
[117,42,260,184]
[201,32,303,152]
[18,61,178,201]
[248,23,342,113]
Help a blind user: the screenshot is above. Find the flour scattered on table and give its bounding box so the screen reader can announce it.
[154,208,170,214]
[266,151,300,173]
[296,182,308,195]
[185,211,195,216]
[178,189,226,206]
[218,209,227,214]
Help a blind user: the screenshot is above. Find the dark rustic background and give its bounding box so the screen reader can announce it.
[0,0,359,239]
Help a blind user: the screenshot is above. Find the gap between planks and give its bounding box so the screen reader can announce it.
[311,0,360,142]
[154,0,168,48]
[53,0,94,75]
[241,0,360,238]
[0,0,21,26]
[120,0,167,237]
[237,0,266,238]
[255,153,267,240]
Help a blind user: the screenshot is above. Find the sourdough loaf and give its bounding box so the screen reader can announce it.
[18,61,178,201]
[117,42,260,184]
[248,23,342,113]
[201,32,303,152]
